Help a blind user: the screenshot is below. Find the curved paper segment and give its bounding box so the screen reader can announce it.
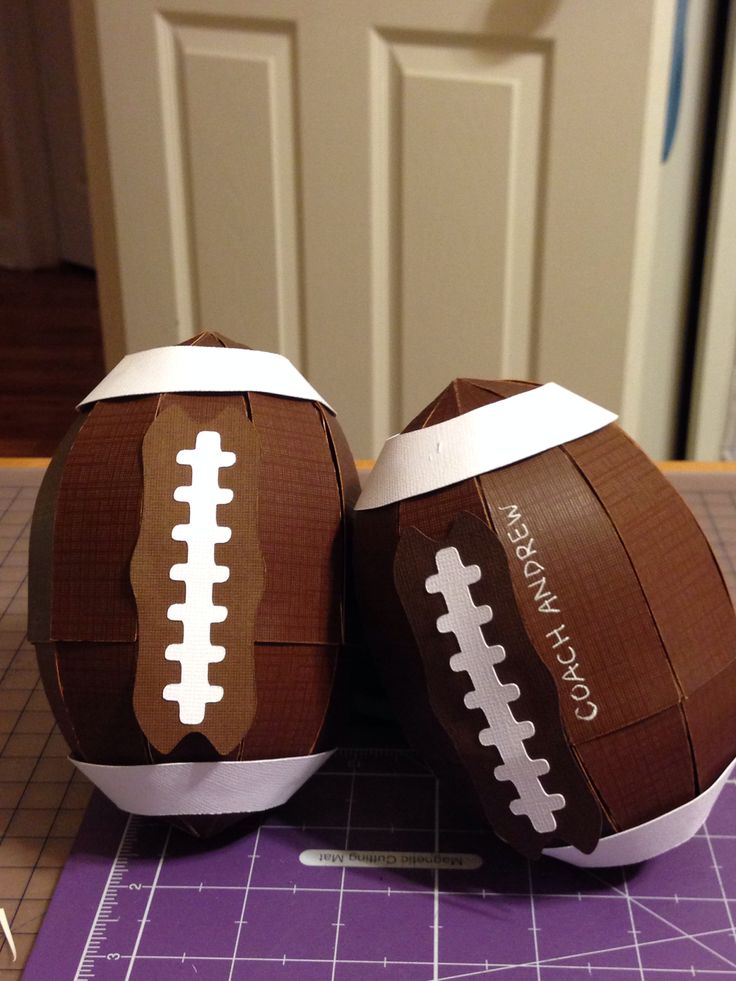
[544,757,736,867]
[356,383,617,510]
[78,346,332,412]
[71,749,335,816]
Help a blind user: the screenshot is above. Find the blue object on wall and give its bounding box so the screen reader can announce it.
[663,0,688,162]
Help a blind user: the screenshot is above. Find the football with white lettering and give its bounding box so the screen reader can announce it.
[353,379,736,863]
[28,333,358,836]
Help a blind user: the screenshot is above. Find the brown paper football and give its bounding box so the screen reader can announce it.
[28,332,359,837]
[353,379,736,860]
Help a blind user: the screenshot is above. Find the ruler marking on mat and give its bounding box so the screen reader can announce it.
[74,812,135,980]
[124,825,171,980]
[227,824,262,981]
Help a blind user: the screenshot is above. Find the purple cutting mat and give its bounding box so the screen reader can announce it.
[22,746,736,980]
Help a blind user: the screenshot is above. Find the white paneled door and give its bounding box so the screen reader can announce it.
[74,0,680,458]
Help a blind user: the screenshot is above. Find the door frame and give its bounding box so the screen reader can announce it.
[688,0,736,459]
[0,0,58,269]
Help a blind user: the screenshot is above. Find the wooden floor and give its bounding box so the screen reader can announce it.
[0,264,105,456]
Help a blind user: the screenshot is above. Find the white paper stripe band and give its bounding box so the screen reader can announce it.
[78,346,332,412]
[544,756,736,867]
[355,383,617,510]
[72,749,334,816]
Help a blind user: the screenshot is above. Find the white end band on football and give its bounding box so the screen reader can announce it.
[71,749,335,816]
[544,756,736,867]
[355,383,617,511]
[78,346,332,412]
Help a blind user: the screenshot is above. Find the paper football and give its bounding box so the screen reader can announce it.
[28,332,358,837]
[353,379,736,865]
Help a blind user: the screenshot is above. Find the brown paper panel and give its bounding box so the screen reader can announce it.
[683,658,736,791]
[477,449,680,744]
[51,396,159,642]
[184,332,246,349]
[562,424,736,695]
[311,648,348,756]
[318,407,359,739]
[461,378,529,398]
[320,406,360,511]
[320,406,360,653]
[352,502,487,821]
[54,640,150,765]
[399,387,493,571]
[395,512,601,857]
[235,643,338,760]
[575,704,695,830]
[399,474,489,541]
[28,413,85,643]
[404,378,499,433]
[249,393,342,644]
[131,394,264,756]
[404,387,447,431]
[35,642,81,754]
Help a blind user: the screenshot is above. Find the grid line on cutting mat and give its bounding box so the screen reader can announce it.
[26,762,736,980]
[0,468,92,980]
[1,465,736,980]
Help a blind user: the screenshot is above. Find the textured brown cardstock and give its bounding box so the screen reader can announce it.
[35,641,81,754]
[575,704,695,829]
[320,401,362,641]
[394,511,601,857]
[249,392,343,645]
[563,424,736,693]
[352,502,487,824]
[50,395,159,641]
[130,394,265,756]
[477,451,681,743]
[233,642,339,759]
[682,657,736,789]
[52,640,149,765]
[321,405,362,514]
